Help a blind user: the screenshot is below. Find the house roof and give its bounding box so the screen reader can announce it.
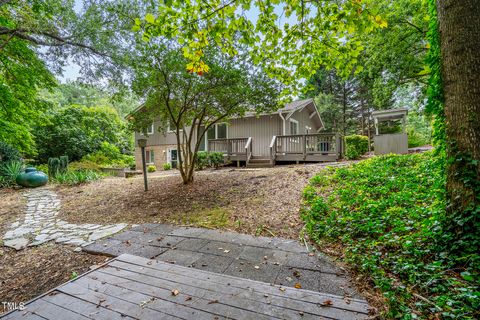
[128,98,325,130]
[278,98,314,113]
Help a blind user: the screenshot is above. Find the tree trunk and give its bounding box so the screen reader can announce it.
[436,0,480,249]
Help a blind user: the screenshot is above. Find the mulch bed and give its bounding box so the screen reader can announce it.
[55,165,324,239]
[0,244,107,314]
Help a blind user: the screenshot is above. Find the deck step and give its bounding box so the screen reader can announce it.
[246,161,273,168]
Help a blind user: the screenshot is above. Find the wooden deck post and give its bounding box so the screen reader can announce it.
[303,135,307,160]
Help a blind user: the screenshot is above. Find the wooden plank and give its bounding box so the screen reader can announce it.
[18,299,88,320]
[67,275,229,320]
[42,292,135,320]
[88,269,278,320]
[102,262,364,320]
[1,310,47,320]
[98,265,320,320]
[58,282,180,320]
[116,253,368,310]
[116,254,369,315]
[108,261,367,318]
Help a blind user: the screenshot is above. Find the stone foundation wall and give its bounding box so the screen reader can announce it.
[134,144,178,170]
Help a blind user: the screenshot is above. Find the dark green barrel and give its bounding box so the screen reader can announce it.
[16,167,48,188]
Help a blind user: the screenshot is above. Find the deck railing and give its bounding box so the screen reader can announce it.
[208,137,252,162]
[270,133,341,163]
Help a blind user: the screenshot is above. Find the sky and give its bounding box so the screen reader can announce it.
[59,0,293,83]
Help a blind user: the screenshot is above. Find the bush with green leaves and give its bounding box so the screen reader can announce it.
[34,105,133,163]
[208,152,224,169]
[163,163,172,170]
[302,152,478,318]
[48,157,61,178]
[0,161,24,187]
[82,141,134,168]
[52,169,101,186]
[195,151,210,170]
[0,142,21,163]
[344,135,369,159]
[147,165,156,172]
[194,151,225,170]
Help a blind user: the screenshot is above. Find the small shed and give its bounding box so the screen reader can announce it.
[372,108,408,155]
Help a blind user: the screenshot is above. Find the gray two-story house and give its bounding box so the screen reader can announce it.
[133,98,342,169]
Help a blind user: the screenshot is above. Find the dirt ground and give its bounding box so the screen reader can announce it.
[55,163,339,239]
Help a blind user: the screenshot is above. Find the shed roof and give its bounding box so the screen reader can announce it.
[372,108,408,121]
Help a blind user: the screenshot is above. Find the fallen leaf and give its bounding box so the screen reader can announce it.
[279,287,286,292]
[171,289,180,296]
[254,265,260,269]
[320,299,333,306]
[294,283,302,289]
[185,296,192,301]
[308,252,315,257]
[223,250,230,253]
[299,311,304,316]
[293,270,301,278]
[208,300,219,304]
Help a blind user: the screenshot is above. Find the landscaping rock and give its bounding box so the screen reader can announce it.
[1,189,128,250]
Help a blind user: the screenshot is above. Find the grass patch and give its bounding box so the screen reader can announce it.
[170,208,232,229]
[302,152,479,319]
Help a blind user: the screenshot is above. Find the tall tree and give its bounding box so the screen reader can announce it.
[130,45,281,184]
[436,0,480,260]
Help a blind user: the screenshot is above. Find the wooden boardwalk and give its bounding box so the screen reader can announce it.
[2,254,369,320]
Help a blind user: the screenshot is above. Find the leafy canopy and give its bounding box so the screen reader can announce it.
[34,105,132,163]
[139,0,388,94]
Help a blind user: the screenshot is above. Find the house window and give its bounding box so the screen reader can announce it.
[206,123,227,140]
[147,123,154,135]
[167,120,182,133]
[198,126,207,151]
[145,150,155,164]
[305,126,312,134]
[217,123,227,139]
[290,119,299,135]
[203,123,228,151]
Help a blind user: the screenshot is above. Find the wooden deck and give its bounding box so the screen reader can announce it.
[209,133,342,167]
[2,254,369,319]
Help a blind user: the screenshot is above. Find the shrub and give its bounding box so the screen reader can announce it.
[36,163,48,174]
[208,152,224,169]
[344,134,369,160]
[53,170,101,186]
[147,165,156,172]
[0,142,21,163]
[0,161,24,187]
[69,160,101,171]
[301,153,478,318]
[163,163,172,170]
[59,155,69,174]
[195,151,210,170]
[82,142,134,168]
[48,157,61,178]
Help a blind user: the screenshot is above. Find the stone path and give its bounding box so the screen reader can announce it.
[84,224,361,299]
[2,188,127,250]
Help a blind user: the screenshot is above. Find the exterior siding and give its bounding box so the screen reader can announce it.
[287,108,319,135]
[134,144,178,170]
[134,118,192,147]
[132,104,323,166]
[228,115,282,156]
